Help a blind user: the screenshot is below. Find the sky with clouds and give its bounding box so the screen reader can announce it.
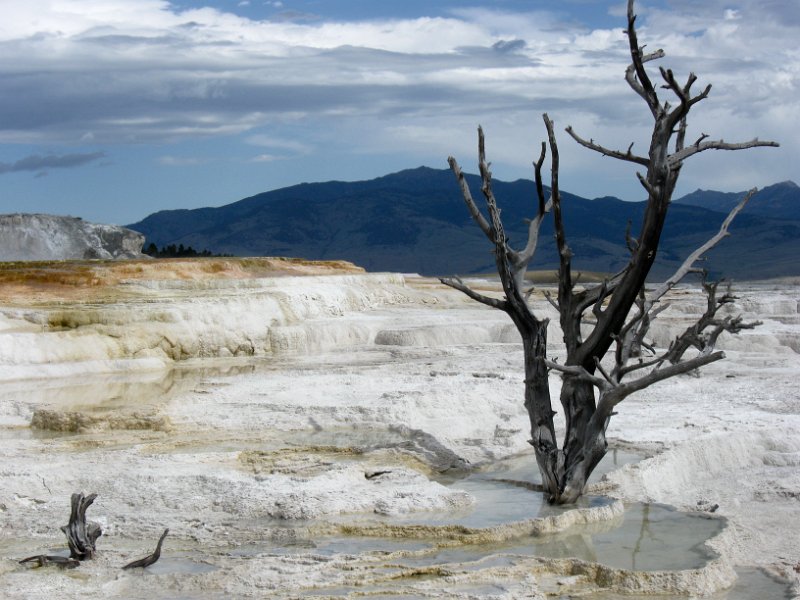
[0,0,796,225]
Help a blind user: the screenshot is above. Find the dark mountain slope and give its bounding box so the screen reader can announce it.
[129,167,800,280]
[674,181,800,220]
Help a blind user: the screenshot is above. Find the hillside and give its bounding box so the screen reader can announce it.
[128,167,800,280]
[675,181,800,220]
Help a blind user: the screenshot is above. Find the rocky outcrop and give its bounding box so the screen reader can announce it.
[0,213,145,261]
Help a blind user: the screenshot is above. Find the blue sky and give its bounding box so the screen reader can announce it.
[0,0,795,225]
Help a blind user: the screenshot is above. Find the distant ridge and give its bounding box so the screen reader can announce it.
[128,167,800,280]
[674,181,800,220]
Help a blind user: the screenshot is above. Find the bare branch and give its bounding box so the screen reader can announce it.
[440,276,507,311]
[660,67,711,131]
[545,359,610,391]
[565,126,649,166]
[689,83,712,107]
[480,151,534,311]
[572,267,627,321]
[447,154,493,243]
[544,114,575,313]
[515,212,550,272]
[625,0,662,116]
[614,291,649,369]
[476,127,523,270]
[625,220,639,253]
[675,116,687,153]
[664,277,762,363]
[122,529,169,570]
[594,356,617,387]
[534,141,547,218]
[649,188,756,306]
[618,353,667,378]
[670,138,779,165]
[20,555,80,569]
[595,351,726,422]
[617,191,754,374]
[543,289,560,312]
[703,315,760,352]
[516,140,553,267]
[592,279,609,320]
[624,48,665,101]
[635,171,655,195]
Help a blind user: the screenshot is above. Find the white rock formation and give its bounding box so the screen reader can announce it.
[0,213,145,260]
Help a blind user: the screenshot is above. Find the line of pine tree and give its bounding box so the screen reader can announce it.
[143,242,230,258]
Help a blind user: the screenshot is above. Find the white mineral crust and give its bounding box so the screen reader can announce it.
[0,273,797,598]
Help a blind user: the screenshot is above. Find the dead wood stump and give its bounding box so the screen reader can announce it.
[61,492,102,560]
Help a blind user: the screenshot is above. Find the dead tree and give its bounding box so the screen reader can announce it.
[442,0,778,504]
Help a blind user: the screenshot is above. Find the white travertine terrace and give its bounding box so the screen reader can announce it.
[0,270,797,598]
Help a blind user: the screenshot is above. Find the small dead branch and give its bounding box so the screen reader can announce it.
[122,529,169,570]
[19,555,80,569]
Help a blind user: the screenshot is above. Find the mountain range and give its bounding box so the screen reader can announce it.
[128,168,800,280]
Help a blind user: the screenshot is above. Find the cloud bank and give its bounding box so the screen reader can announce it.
[0,0,795,202]
[0,152,106,175]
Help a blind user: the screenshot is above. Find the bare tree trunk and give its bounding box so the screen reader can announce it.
[557,376,605,503]
[522,334,611,504]
[520,324,560,500]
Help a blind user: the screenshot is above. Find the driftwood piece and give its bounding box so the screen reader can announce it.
[122,528,169,570]
[19,555,80,569]
[61,492,102,560]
